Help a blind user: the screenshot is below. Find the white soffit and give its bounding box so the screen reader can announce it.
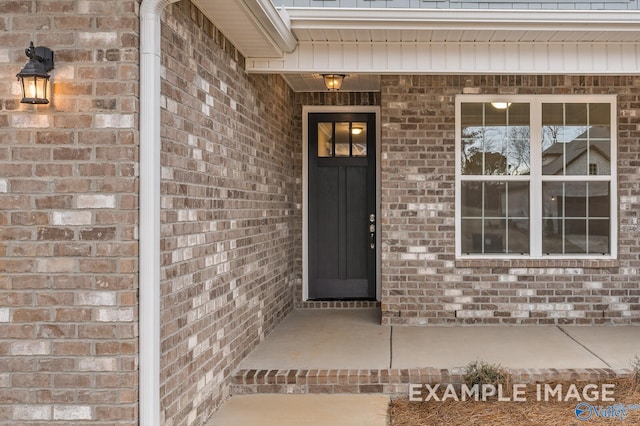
[192,0,296,58]
[245,8,640,76]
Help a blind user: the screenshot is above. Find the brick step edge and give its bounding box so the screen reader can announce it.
[231,367,633,396]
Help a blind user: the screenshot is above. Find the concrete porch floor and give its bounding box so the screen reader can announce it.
[239,308,640,370]
[208,308,640,426]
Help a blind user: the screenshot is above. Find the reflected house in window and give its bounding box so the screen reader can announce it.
[541,126,611,253]
[541,126,611,176]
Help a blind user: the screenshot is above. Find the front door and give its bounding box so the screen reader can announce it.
[308,112,377,300]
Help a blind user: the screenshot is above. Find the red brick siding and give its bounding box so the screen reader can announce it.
[159,2,297,424]
[380,75,640,325]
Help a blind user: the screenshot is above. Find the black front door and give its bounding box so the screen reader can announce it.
[308,112,376,300]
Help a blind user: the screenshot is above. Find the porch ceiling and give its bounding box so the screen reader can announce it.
[197,4,640,92]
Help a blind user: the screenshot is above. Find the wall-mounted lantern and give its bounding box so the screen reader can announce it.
[322,74,345,91]
[16,41,54,104]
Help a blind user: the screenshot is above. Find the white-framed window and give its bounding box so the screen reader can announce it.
[455,95,617,259]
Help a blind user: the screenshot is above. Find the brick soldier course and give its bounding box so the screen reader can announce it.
[1,1,639,426]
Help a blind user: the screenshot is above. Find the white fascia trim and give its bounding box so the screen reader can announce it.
[286,7,640,32]
[241,0,297,53]
[139,1,179,425]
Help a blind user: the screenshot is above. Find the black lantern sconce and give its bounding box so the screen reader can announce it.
[16,41,54,104]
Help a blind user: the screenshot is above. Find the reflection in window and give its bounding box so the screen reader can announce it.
[352,122,367,157]
[457,97,615,258]
[542,182,610,254]
[317,121,367,158]
[335,122,350,157]
[461,103,530,176]
[542,103,611,176]
[461,181,530,254]
[318,122,333,157]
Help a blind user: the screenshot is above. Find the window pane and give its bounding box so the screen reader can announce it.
[351,122,367,157]
[508,181,529,218]
[589,182,610,218]
[483,220,506,254]
[461,181,529,254]
[564,220,587,253]
[542,182,563,218]
[508,219,530,254]
[565,182,587,217]
[335,122,350,157]
[461,181,482,217]
[461,103,483,126]
[542,103,611,176]
[461,219,482,253]
[542,181,610,255]
[588,219,610,254]
[484,182,505,217]
[461,103,530,176]
[318,122,332,157]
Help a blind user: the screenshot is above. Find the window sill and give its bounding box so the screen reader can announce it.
[455,258,620,269]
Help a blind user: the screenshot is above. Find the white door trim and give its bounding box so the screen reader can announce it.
[302,105,381,301]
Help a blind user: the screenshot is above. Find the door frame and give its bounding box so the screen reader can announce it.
[302,105,381,301]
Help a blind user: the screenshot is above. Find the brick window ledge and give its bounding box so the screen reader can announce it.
[455,259,620,270]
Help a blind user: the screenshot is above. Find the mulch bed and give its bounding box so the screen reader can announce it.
[390,378,640,425]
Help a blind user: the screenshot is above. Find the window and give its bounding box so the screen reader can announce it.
[456,95,617,258]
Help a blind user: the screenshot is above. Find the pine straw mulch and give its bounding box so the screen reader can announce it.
[390,378,640,426]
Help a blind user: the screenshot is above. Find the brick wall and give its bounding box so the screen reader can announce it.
[380,75,640,325]
[0,1,139,424]
[159,2,298,424]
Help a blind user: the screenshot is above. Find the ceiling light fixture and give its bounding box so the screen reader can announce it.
[322,74,345,91]
[491,102,511,110]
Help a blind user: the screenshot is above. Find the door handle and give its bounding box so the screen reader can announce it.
[369,213,375,249]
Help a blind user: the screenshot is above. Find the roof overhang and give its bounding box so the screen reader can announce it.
[194,5,640,91]
[192,0,296,58]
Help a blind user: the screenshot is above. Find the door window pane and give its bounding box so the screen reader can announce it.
[318,122,332,157]
[318,121,369,158]
[335,122,350,157]
[351,122,367,157]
